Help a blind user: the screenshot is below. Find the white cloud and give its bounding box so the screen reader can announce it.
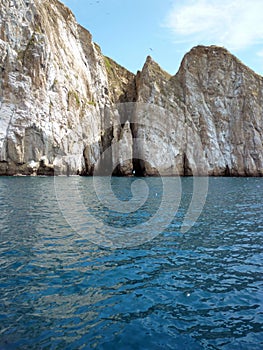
[165,0,263,51]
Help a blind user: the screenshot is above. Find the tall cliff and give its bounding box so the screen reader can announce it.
[0,0,136,175]
[135,48,263,176]
[1,0,263,176]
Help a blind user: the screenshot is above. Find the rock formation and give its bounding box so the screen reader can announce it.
[135,48,263,176]
[0,0,263,176]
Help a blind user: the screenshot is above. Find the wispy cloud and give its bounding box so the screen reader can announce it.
[165,0,263,51]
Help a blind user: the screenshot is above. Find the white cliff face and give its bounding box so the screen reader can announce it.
[135,48,263,176]
[0,1,263,176]
[178,46,263,176]
[0,0,134,175]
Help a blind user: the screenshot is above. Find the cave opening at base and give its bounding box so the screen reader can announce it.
[132,158,145,177]
[111,158,147,177]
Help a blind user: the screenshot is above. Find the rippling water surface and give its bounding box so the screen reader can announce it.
[0,177,262,349]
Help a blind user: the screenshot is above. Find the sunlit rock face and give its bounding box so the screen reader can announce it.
[0,0,136,175]
[135,48,263,176]
[0,0,263,176]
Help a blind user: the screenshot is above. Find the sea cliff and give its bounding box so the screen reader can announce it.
[1,0,263,176]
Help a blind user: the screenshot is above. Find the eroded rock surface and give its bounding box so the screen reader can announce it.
[135,47,263,176]
[1,0,263,176]
[0,0,136,175]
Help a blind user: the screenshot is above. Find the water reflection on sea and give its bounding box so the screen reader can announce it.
[0,177,262,349]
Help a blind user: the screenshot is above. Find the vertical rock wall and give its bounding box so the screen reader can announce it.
[0,0,136,175]
[0,1,263,176]
[135,48,263,176]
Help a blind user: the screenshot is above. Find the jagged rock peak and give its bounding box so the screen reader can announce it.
[146,55,153,63]
[141,55,171,79]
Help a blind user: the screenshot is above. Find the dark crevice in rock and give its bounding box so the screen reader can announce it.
[225,164,230,176]
[183,153,193,176]
[101,126,114,153]
[132,158,145,177]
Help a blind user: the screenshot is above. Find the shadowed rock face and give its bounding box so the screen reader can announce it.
[0,0,263,176]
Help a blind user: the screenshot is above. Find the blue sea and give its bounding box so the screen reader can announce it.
[0,177,262,349]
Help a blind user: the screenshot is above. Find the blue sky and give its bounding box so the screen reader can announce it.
[61,0,263,76]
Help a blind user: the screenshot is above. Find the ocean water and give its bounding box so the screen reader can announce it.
[0,176,262,349]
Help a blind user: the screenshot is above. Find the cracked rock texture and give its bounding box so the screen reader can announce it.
[1,0,263,176]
